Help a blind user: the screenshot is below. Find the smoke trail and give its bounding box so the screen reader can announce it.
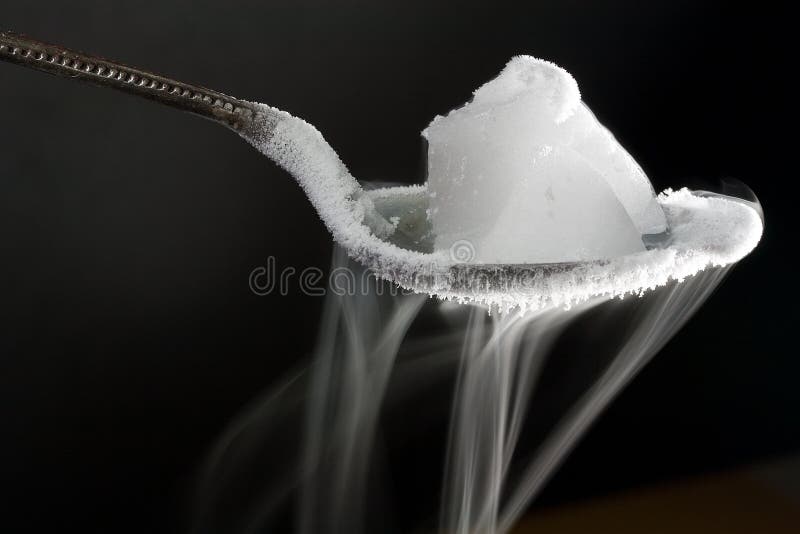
[440,301,600,533]
[193,253,733,534]
[436,267,729,534]
[192,249,428,534]
[496,266,729,532]
[298,248,425,534]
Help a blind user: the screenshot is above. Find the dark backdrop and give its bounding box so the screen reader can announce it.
[0,1,795,532]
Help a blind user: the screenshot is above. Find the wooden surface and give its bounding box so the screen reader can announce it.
[514,456,800,533]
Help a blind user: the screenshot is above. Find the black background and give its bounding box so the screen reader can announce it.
[1,1,796,532]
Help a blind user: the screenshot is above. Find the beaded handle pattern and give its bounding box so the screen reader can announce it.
[0,31,257,131]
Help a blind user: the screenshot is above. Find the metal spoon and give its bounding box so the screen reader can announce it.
[1,30,638,308]
[0,31,267,134]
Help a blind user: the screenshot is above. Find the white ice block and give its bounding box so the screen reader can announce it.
[424,56,666,264]
[568,105,666,235]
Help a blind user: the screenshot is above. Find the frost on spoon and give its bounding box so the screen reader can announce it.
[239,56,762,313]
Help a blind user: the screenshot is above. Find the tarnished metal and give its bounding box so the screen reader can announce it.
[0,30,257,132]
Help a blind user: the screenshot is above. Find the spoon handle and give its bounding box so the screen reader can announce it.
[0,30,256,131]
